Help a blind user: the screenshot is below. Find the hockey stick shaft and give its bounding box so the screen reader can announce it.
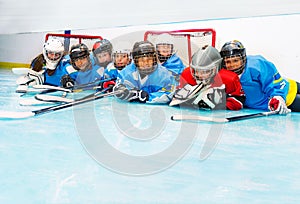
[70,77,117,91]
[171,111,278,123]
[0,89,122,119]
[225,111,278,122]
[33,90,120,116]
[21,77,116,95]
[35,87,111,103]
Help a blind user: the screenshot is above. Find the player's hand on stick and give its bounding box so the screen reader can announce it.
[268,96,291,114]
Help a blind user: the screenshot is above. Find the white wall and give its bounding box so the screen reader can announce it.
[0,14,299,81]
[1,0,300,35]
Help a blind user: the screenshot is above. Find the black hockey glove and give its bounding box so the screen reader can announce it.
[128,89,149,103]
[114,85,149,103]
[114,84,130,100]
[60,74,75,88]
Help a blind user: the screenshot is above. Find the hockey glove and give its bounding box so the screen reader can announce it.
[192,85,226,110]
[114,85,149,103]
[102,80,116,90]
[128,89,149,103]
[16,69,45,86]
[268,96,291,114]
[60,74,75,88]
[114,84,130,100]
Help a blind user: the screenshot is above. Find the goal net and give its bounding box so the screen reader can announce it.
[45,33,103,54]
[144,29,216,66]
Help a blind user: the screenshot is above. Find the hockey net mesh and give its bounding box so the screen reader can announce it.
[144,29,216,66]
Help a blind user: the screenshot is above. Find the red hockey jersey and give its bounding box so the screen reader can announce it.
[179,67,245,110]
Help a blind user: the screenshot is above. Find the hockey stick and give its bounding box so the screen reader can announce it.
[171,111,279,123]
[0,89,122,119]
[12,67,30,75]
[34,87,111,103]
[32,77,115,93]
[33,84,72,93]
[70,77,117,91]
[19,98,57,106]
[18,77,116,95]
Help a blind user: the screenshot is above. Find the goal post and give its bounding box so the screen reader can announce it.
[144,28,216,66]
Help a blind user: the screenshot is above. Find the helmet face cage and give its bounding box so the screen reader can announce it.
[132,41,158,76]
[220,40,246,75]
[69,43,90,70]
[133,53,158,75]
[156,43,174,63]
[42,38,64,70]
[190,62,218,85]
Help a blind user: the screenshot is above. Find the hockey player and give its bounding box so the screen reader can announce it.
[92,39,118,79]
[220,40,300,113]
[61,43,106,87]
[170,45,245,110]
[154,33,185,82]
[113,40,175,104]
[16,38,77,88]
[112,42,132,71]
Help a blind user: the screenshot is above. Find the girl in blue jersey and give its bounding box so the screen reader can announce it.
[16,38,77,87]
[113,40,175,104]
[220,40,300,114]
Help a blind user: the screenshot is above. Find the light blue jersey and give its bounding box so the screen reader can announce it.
[73,55,108,85]
[162,54,185,77]
[116,63,176,104]
[103,62,119,79]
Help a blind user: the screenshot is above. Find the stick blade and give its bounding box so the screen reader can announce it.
[19,98,55,106]
[0,111,35,119]
[15,85,28,93]
[171,114,228,123]
[35,94,74,103]
[12,67,30,75]
[33,85,72,93]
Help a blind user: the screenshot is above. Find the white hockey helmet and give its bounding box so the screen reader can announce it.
[112,41,132,70]
[42,38,64,70]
